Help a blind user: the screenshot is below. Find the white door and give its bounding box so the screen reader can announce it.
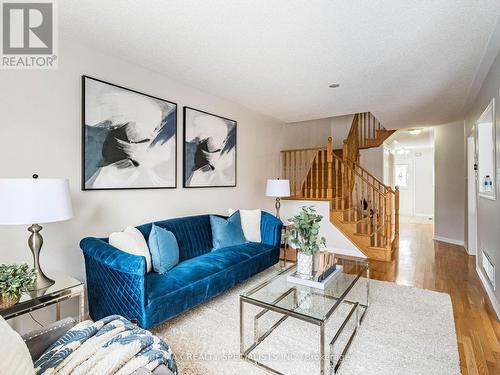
[467,137,477,255]
[395,161,414,216]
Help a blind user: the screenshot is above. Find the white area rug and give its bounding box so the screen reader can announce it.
[153,268,460,375]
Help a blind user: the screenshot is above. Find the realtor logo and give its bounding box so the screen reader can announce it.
[1,0,57,69]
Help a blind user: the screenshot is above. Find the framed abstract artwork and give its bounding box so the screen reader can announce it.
[183,107,237,188]
[82,76,177,190]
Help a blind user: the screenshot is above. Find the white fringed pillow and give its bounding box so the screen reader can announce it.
[109,226,152,273]
[228,208,261,242]
[0,316,35,375]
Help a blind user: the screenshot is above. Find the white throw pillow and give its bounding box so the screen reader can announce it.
[228,208,261,242]
[109,226,152,272]
[0,316,35,375]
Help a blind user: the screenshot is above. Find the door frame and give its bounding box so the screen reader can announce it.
[467,136,478,255]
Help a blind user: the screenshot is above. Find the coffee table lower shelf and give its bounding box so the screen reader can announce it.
[239,262,369,375]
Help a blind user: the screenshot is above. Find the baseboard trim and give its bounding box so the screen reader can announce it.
[476,266,500,320]
[433,236,465,247]
[415,213,433,218]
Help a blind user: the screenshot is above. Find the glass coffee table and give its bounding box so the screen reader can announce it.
[240,257,369,375]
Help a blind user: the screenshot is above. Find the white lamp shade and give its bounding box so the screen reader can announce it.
[0,178,73,225]
[266,179,290,197]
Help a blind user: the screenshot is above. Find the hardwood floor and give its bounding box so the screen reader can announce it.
[369,222,500,375]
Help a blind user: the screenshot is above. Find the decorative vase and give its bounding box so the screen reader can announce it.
[297,252,313,278]
[0,293,20,309]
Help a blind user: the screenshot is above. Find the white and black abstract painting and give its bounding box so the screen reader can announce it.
[183,107,236,187]
[82,76,177,190]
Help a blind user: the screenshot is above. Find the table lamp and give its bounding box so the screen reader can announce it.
[0,176,73,290]
[266,178,290,219]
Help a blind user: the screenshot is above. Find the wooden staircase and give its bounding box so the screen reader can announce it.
[280,112,399,262]
[357,112,396,149]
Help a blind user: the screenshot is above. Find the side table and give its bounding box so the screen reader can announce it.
[0,273,85,322]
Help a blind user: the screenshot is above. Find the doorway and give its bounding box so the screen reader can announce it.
[384,128,435,225]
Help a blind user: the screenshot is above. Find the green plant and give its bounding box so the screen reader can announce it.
[0,263,36,297]
[284,206,326,256]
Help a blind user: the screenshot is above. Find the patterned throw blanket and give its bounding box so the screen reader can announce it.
[34,315,177,375]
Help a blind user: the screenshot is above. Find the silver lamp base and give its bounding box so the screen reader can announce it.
[28,224,54,290]
[275,197,281,219]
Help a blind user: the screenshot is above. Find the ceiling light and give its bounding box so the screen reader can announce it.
[408,128,423,135]
[328,83,340,88]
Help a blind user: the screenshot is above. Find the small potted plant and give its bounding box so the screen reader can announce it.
[284,206,326,278]
[0,263,36,309]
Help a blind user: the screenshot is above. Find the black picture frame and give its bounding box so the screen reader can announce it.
[183,106,237,188]
[82,75,178,191]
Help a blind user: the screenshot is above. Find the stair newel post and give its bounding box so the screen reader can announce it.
[314,151,318,198]
[395,186,400,248]
[319,150,328,198]
[385,189,392,253]
[378,190,383,247]
[367,185,372,237]
[334,158,338,209]
[354,176,359,222]
[327,137,333,200]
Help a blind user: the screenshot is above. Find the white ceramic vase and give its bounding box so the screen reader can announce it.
[297,252,313,278]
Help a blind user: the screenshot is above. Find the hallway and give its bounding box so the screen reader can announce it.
[369,222,500,374]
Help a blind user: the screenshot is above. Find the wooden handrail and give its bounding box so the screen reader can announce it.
[280,146,327,153]
[332,152,386,194]
[347,158,392,193]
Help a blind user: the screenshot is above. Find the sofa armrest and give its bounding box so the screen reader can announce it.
[80,237,147,327]
[260,211,283,248]
[22,317,77,361]
[80,237,146,276]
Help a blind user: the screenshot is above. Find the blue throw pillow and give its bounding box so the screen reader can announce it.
[148,224,179,274]
[210,212,247,250]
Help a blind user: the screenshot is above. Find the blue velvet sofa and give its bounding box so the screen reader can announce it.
[80,212,282,329]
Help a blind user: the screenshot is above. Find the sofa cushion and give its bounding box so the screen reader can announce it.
[110,226,152,272]
[137,215,213,262]
[145,243,279,327]
[146,243,275,300]
[210,212,246,250]
[148,225,179,274]
[228,208,262,242]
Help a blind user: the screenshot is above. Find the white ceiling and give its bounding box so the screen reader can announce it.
[387,128,435,149]
[60,1,500,127]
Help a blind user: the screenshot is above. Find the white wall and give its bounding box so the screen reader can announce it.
[0,38,284,331]
[280,200,364,258]
[359,145,384,181]
[464,47,500,318]
[282,115,354,151]
[434,121,466,245]
[330,115,354,149]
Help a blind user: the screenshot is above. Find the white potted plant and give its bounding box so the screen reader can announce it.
[0,263,36,309]
[284,206,326,278]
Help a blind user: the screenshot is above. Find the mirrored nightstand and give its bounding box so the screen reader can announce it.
[0,273,85,322]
